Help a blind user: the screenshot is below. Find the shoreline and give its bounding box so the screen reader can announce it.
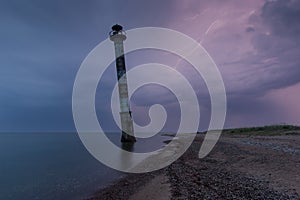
[87,134,300,199]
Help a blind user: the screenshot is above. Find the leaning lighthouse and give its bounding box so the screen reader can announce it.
[109,24,136,143]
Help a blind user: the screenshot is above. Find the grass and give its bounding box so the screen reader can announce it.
[222,125,300,136]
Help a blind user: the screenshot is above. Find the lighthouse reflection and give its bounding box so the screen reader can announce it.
[119,142,136,172]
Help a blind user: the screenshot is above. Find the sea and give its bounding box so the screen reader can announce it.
[0,132,169,200]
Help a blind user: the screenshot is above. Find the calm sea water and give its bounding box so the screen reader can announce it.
[0,132,168,200]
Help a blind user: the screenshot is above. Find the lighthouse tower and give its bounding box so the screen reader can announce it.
[109,24,136,143]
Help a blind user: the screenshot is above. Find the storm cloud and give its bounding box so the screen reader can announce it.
[0,0,299,132]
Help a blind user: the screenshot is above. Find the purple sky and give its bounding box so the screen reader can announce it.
[0,0,299,132]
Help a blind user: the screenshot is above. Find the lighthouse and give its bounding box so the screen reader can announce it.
[109,24,136,143]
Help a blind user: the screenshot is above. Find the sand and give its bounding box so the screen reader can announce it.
[129,174,171,200]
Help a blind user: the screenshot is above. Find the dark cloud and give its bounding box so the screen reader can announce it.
[246,27,255,33]
[237,0,300,97]
[261,0,300,39]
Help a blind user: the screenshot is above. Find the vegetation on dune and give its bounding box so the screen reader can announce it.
[223,125,300,136]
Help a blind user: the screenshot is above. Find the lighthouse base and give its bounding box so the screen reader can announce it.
[121,131,136,143]
[120,111,136,143]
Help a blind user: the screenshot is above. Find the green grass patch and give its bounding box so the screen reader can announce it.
[222,125,300,136]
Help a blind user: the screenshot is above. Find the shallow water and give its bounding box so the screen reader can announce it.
[0,132,168,200]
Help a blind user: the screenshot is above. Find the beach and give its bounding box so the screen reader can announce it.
[87,133,300,199]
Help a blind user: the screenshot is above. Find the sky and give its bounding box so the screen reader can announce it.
[0,0,299,132]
